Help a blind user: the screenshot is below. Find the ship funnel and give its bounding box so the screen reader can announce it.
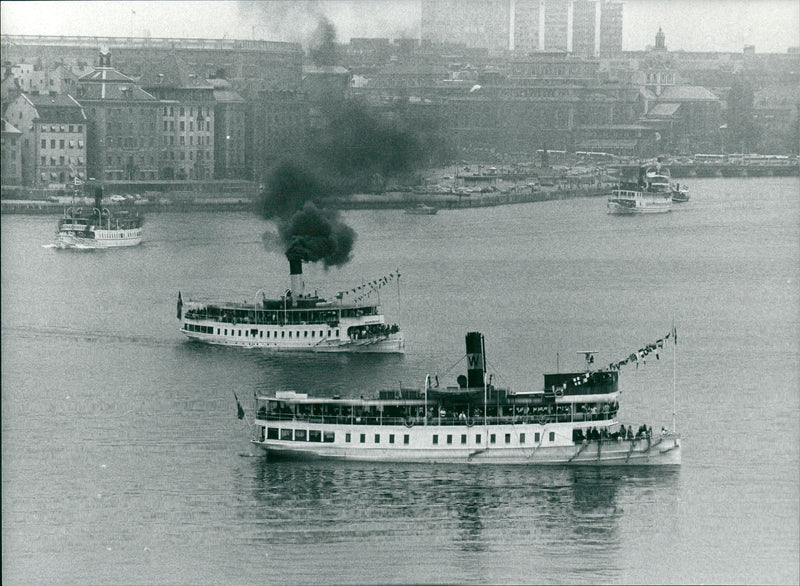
[93,185,103,211]
[289,258,304,304]
[465,332,486,388]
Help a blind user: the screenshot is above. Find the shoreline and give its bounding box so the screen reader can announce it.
[1,187,611,215]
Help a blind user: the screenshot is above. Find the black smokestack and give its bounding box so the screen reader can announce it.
[466,332,486,388]
[94,186,103,210]
[289,257,304,298]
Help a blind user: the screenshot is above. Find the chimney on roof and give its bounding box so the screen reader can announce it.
[99,46,112,68]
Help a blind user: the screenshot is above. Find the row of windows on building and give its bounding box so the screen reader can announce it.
[161,120,212,132]
[160,134,212,145]
[263,427,558,445]
[41,124,84,133]
[159,150,210,161]
[161,105,211,118]
[184,323,341,339]
[40,155,84,166]
[41,138,84,149]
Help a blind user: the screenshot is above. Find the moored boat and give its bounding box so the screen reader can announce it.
[178,261,404,353]
[405,203,438,215]
[671,182,690,203]
[607,163,673,214]
[249,332,681,465]
[55,185,143,248]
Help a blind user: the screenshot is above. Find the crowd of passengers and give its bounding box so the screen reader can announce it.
[573,424,653,442]
[259,401,619,425]
[185,307,341,327]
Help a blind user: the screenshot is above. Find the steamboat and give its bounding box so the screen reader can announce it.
[607,163,673,214]
[249,332,681,465]
[179,260,403,352]
[55,185,143,248]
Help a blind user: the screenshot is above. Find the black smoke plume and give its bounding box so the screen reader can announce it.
[259,161,355,269]
[309,17,339,67]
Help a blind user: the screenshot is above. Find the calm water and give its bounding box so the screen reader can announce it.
[2,177,798,585]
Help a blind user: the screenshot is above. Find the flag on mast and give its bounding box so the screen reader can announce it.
[233,391,245,420]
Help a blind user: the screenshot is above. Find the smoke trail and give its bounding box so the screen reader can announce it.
[309,17,339,66]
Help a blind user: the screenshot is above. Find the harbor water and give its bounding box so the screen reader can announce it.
[2,177,798,584]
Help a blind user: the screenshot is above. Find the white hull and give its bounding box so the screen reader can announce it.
[252,421,680,466]
[182,326,404,353]
[606,199,672,214]
[56,228,143,249]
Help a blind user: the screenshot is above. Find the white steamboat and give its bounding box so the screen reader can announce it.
[56,186,143,248]
[250,332,680,465]
[607,163,673,214]
[179,260,404,353]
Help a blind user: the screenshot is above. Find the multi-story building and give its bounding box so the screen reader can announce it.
[513,0,544,53]
[572,0,599,58]
[598,0,623,56]
[209,78,246,180]
[76,48,160,181]
[421,0,511,54]
[543,0,572,52]
[3,93,87,186]
[1,118,23,185]
[136,52,216,180]
[246,90,308,182]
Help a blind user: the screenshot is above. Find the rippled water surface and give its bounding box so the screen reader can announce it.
[2,177,798,584]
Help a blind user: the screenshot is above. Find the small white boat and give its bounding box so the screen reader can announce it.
[607,164,673,214]
[55,186,143,249]
[248,332,681,465]
[405,203,438,215]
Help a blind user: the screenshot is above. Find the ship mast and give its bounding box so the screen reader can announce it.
[672,317,677,433]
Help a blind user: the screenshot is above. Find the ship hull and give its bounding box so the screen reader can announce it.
[182,328,404,353]
[606,200,672,214]
[251,421,680,466]
[56,228,143,249]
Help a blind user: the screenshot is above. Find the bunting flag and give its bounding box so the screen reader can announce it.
[602,327,678,372]
[337,271,399,301]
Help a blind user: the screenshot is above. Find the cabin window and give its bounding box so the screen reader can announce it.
[294,430,306,441]
[217,328,220,335]
[549,432,555,442]
[490,434,496,444]
[520,433,526,444]
[505,433,511,444]
[535,432,540,442]
[267,428,278,440]
[260,331,263,338]
[320,330,324,337]
[323,432,335,443]
[345,433,351,443]
[304,331,308,338]
[374,434,380,444]
[389,434,395,444]
[476,434,481,444]
[309,430,321,442]
[360,433,365,443]
[446,434,452,445]
[433,435,439,445]
[311,331,315,338]
[404,434,409,444]
[336,330,339,337]
[461,434,467,445]
[289,332,292,338]
[280,429,292,440]
[238,330,241,336]
[281,331,285,338]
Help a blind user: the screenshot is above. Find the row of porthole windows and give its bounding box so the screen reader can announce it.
[185,324,340,339]
[263,428,556,446]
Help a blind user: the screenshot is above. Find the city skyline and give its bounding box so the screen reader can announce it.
[1,0,798,54]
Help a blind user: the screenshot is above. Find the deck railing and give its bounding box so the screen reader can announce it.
[255,410,618,426]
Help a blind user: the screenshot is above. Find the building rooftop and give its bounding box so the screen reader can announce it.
[1,118,22,134]
[20,93,87,122]
[647,102,682,117]
[658,85,719,101]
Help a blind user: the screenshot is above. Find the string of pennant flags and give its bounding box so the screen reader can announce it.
[336,270,400,303]
[567,326,677,389]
